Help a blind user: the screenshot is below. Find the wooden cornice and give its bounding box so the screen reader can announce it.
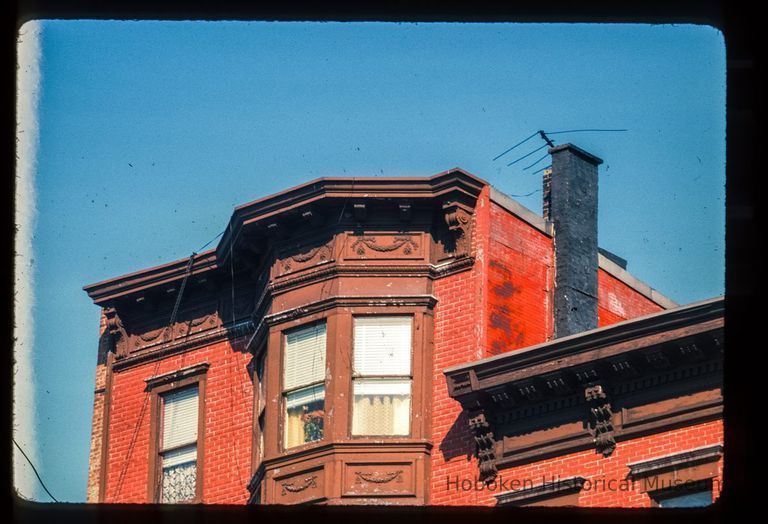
[83,250,219,306]
[217,169,486,263]
[445,296,724,402]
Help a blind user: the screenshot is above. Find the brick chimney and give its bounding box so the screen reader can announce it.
[546,143,603,338]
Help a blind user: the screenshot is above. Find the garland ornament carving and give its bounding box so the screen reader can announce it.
[467,408,498,482]
[282,242,333,273]
[350,235,419,256]
[280,475,318,495]
[354,470,403,484]
[584,384,616,457]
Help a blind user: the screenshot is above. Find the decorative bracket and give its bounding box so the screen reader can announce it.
[104,306,128,356]
[467,407,498,482]
[442,201,473,256]
[584,383,616,457]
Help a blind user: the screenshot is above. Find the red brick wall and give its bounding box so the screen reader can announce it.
[103,336,253,504]
[486,202,553,356]
[429,188,490,505]
[429,196,684,506]
[439,419,723,507]
[598,270,665,327]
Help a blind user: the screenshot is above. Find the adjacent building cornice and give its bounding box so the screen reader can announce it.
[445,296,723,399]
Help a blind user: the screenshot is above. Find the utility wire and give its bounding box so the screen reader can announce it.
[13,438,59,502]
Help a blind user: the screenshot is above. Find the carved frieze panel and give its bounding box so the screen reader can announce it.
[272,467,325,504]
[276,239,335,277]
[344,233,425,261]
[129,300,221,352]
[342,462,414,497]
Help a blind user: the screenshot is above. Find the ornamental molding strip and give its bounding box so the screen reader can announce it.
[144,362,210,390]
[627,444,723,478]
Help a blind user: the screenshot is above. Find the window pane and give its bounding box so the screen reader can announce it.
[352,378,411,436]
[354,316,412,376]
[162,386,198,451]
[284,322,326,390]
[658,489,712,508]
[284,385,324,448]
[161,445,197,503]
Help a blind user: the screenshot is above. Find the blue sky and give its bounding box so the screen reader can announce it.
[18,21,725,502]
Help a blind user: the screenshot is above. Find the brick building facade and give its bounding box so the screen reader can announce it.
[83,144,723,506]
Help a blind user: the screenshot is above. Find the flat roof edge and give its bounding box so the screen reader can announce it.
[598,253,678,309]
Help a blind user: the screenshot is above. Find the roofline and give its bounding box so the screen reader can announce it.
[488,186,677,310]
[83,169,488,305]
[443,295,723,378]
[83,169,678,310]
[215,167,488,262]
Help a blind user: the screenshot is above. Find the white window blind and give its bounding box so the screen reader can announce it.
[353,316,412,376]
[162,386,199,451]
[162,444,197,468]
[284,322,326,391]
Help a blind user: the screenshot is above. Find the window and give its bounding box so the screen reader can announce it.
[352,316,412,436]
[158,385,199,503]
[283,322,327,449]
[654,480,713,508]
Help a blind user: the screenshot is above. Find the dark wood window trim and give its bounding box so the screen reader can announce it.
[252,344,267,474]
[147,365,208,503]
[495,476,586,507]
[280,319,328,453]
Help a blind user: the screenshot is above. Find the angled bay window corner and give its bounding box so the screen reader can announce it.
[282,321,327,449]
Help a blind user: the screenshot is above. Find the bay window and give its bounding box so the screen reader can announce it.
[283,321,327,449]
[352,316,412,436]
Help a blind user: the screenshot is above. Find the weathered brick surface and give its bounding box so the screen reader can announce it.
[597,270,665,326]
[428,195,701,506]
[435,420,724,507]
[487,201,553,356]
[103,337,253,504]
[86,311,109,502]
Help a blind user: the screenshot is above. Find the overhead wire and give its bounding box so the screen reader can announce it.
[13,438,59,502]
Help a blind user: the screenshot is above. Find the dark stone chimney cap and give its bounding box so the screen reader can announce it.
[548,143,604,166]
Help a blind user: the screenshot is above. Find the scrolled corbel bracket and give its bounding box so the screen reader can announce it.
[441,201,473,256]
[584,383,616,457]
[104,306,129,356]
[466,406,498,482]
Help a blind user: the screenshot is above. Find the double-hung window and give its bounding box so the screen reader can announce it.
[352,316,412,436]
[283,322,327,449]
[158,385,199,503]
